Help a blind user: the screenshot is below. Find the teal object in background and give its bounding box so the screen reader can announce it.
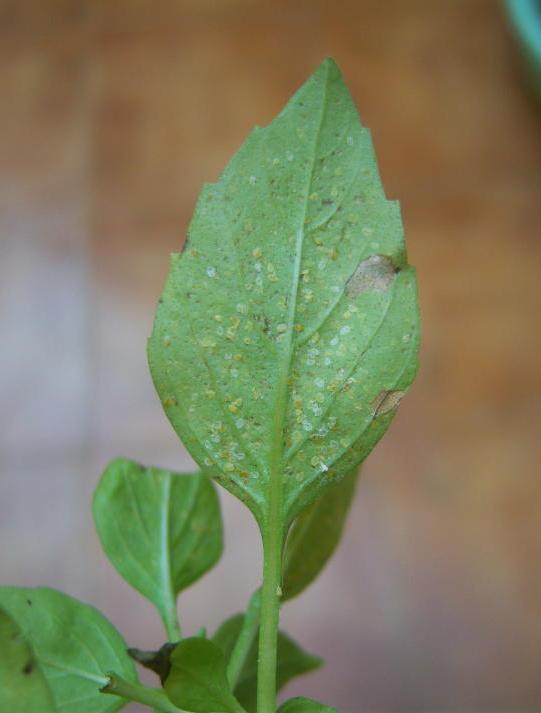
[504,0,541,102]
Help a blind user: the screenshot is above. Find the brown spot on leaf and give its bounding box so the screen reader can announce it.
[372,389,405,416]
[23,660,34,675]
[346,255,398,297]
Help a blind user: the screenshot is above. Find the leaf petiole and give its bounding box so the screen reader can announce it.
[102,672,185,713]
[257,513,285,713]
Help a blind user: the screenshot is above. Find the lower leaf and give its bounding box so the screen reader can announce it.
[165,637,245,713]
[0,607,56,712]
[0,587,137,713]
[278,697,338,713]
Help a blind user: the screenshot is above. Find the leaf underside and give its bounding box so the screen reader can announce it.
[0,588,137,713]
[148,58,419,526]
[0,607,56,712]
[93,459,222,634]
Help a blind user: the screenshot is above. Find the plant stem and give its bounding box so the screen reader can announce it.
[102,673,183,713]
[162,607,181,642]
[227,588,261,687]
[256,493,285,713]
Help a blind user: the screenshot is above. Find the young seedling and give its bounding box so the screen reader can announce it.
[0,58,419,713]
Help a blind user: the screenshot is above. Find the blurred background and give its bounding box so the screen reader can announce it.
[1,1,541,711]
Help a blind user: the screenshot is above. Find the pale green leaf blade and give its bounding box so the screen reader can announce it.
[0,588,136,713]
[213,613,322,713]
[278,697,337,713]
[212,613,246,658]
[148,58,420,524]
[282,466,359,601]
[93,459,223,639]
[0,607,57,712]
[164,638,243,713]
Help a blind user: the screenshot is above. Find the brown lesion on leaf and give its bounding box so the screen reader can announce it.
[346,255,398,297]
[372,389,405,416]
[22,659,34,675]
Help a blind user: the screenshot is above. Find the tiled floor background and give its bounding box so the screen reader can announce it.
[1,1,541,711]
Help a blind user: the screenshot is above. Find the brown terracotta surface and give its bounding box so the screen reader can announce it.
[1,1,541,711]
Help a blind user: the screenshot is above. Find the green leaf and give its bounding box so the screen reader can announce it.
[0,587,137,713]
[164,638,244,713]
[0,606,56,712]
[213,613,322,713]
[282,466,359,600]
[148,57,419,526]
[278,697,337,713]
[93,458,223,639]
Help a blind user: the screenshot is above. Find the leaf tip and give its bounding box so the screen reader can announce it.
[311,56,341,83]
[318,56,340,72]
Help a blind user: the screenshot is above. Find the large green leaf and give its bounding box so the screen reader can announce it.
[213,613,322,712]
[278,697,337,713]
[148,57,419,526]
[282,467,359,600]
[0,588,137,713]
[93,458,223,639]
[164,638,244,713]
[0,607,56,712]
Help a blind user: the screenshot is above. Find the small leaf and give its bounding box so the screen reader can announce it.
[148,57,420,527]
[93,458,223,638]
[278,697,338,713]
[0,587,137,713]
[282,467,359,600]
[164,638,244,713]
[213,614,322,713]
[0,606,56,712]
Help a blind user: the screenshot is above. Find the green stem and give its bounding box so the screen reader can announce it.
[162,607,181,642]
[102,673,183,712]
[255,226,301,711]
[256,497,285,713]
[227,589,262,688]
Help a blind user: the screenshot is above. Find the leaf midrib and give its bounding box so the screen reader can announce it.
[268,62,331,523]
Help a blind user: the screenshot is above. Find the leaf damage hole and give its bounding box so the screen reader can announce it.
[346,255,398,297]
[372,389,405,416]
